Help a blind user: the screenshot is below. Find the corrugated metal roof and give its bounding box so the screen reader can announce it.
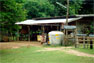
[76,14,94,17]
[15,17,82,25]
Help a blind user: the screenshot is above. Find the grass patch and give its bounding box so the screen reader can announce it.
[0,46,94,63]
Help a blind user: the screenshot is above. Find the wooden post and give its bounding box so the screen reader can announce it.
[17,29,19,41]
[57,25,59,31]
[86,37,88,48]
[63,29,65,45]
[60,24,62,31]
[66,0,69,25]
[28,26,30,41]
[75,29,78,48]
[42,25,45,43]
[65,29,68,46]
[83,36,85,48]
[65,0,69,46]
[73,30,75,44]
[75,20,79,48]
[42,25,45,34]
[90,39,93,49]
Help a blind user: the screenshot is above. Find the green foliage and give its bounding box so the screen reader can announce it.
[23,0,84,19]
[89,21,94,34]
[15,0,26,3]
[0,0,26,36]
[79,0,94,14]
[80,21,94,34]
[24,0,55,19]
[48,0,66,16]
[48,0,84,16]
[69,0,84,14]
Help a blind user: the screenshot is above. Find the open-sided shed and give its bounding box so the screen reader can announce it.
[15,14,94,42]
[15,16,81,41]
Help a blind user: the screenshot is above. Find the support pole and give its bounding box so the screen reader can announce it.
[17,29,19,41]
[41,25,45,44]
[60,24,62,31]
[66,0,69,25]
[90,40,93,49]
[86,37,88,49]
[75,29,78,48]
[57,25,59,31]
[42,25,44,34]
[28,26,30,41]
[65,0,69,46]
[63,29,65,46]
[83,36,85,48]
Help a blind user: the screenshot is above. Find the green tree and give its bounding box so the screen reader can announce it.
[15,0,26,3]
[78,0,94,14]
[24,0,84,19]
[0,0,26,37]
[24,0,55,19]
[48,0,84,16]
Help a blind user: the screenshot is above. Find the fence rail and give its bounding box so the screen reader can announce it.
[76,36,94,49]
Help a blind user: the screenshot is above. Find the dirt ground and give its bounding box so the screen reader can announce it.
[0,41,41,49]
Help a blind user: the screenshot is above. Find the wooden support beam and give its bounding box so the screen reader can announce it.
[41,25,45,44]
[28,26,30,41]
[75,29,78,48]
[83,36,86,48]
[17,29,19,41]
[63,29,65,45]
[66,0,69,25]
[65,30,68,46]
[57,26,59,31]
[42,25,45,34]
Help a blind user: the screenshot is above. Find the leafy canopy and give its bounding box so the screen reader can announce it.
[0,0,26,34]
[24,0,55,19]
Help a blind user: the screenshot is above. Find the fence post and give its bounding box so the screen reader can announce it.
[28,26,30,41]
[83,36,86,48]
[90,40,93,49]
[75,29,78,48]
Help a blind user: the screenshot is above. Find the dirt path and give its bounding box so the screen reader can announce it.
[36,47,94,57]
[0,41,41,49]
[65,49,94,57]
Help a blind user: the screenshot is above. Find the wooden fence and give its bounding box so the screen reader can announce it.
[76,36,94,48]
